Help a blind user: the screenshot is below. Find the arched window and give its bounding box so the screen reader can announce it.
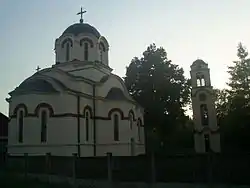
[113,114,119,141]
[66,43,70,61]
[200,104,209,126]
[99,43,105,62]
[85,111,89,141]
[196,73,206,87]
[84,43,89,61]
[41,110,47,143]
[18,111,24,143]
[129,114,133,130]
[100,49,103,62]
[137,119,141,141]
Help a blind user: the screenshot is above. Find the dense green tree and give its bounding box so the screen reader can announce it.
[214,88,230,125]
[219,43,250,152]
[124,44,191,153]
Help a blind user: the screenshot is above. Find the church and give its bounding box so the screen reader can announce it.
[6,9,145,157]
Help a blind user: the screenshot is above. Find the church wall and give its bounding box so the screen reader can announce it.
[8,93,81,156]
[191,91,217,130]
[210,133,221,152]
[95,100,145,156]
[194,133,205,153]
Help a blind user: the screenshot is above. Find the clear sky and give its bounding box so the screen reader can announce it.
[1,0,250,116]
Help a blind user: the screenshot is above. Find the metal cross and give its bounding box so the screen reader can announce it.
[36,66,41,72]
[77,7,86,23]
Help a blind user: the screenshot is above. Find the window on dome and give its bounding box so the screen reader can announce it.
[84,43,89,61]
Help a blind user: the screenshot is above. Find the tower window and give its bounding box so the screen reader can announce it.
[204,134,210,152]
[66,43,70,61]
[200,104,209,126]
[84,43,89,61]
[85,111,89,141]
[41,110,47,143]
[196,74,206,87]
[18,111,24,143]
[114,114,119,141]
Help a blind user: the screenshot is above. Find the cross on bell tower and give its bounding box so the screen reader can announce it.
[77,7,86,23]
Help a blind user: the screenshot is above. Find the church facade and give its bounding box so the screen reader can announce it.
[7,12,145,157]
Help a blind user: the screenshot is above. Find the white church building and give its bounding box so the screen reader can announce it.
[7,9,145,157]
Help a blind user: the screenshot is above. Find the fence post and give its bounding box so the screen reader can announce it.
[45,153,51,174]
[72,153,77,183]
[150,152,156,185]
[5,152,9,172]
[208,152,214,186]
[24,153,28,179]
[107,152,113,183]
[130,138,135,156]
[45,152,51,182]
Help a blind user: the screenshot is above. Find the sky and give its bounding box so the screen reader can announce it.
[1,0,250,116]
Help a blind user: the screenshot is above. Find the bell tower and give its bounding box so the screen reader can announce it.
[190,59,220,153]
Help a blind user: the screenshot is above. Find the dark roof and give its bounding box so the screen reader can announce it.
[62,23,101,38]
[105,88,127,100]
[191,59,207,68]
[15,79,58,93]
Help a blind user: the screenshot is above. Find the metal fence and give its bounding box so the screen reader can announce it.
[3,152,250,185]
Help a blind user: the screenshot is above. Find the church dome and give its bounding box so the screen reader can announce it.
[62,23,101,38]
[191,59,208,69]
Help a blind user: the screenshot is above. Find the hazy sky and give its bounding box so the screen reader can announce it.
[1,0,250,116]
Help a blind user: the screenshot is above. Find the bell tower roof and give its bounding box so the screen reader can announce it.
[191,59,208,70]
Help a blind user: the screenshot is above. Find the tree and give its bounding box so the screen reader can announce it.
[214,88,230,125]
[222,43,250,152]
[124,44,191,153]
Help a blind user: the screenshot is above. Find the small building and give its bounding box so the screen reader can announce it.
[6,10,145,157]
[0,112,8,162]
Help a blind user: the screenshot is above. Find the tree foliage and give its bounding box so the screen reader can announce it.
[124,44,191,152]
[215,43,250,152]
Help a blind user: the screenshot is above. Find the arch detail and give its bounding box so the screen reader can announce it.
[13,103,28,117]
[80,38,94,48]
[61,38,73,48]
[34,103,54,117]
[108,108,124,119]
[83,105,93,118]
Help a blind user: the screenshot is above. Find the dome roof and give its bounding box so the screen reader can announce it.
[191,59,207,68]
[62,23,101,38]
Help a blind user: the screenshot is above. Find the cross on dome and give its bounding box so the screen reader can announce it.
[36,66,41,72]
[77,7,87,23]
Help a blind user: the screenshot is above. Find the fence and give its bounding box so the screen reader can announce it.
[4,152,250,185]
